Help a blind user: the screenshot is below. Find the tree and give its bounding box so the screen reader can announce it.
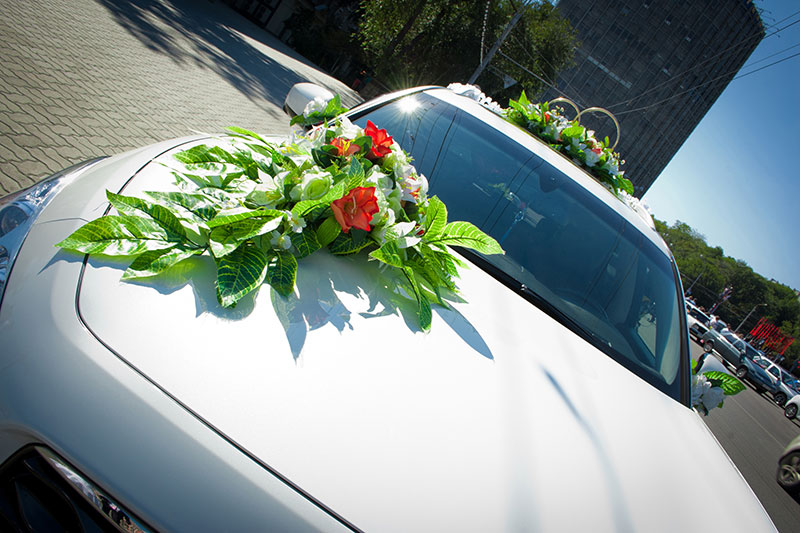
[357,0,578,102]
[655,217,800,367]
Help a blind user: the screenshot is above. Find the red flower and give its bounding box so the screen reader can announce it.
[364,120,393,160]
[331,186,380,233]
[330,137,360,157]
[544,112,551,123]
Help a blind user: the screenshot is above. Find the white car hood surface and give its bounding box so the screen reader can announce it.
[75,148,773,531]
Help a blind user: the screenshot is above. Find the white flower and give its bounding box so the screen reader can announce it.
[297,169,333,201]
[248,169,286,207]
[302,95,330,116]
[692,373,726,414]
[691,374,709,407]
[544,122,564,141]
[287,212,306,233]
[584,147,602,167]
[396,167,428,204]
[601,158,620,176]
[383,142,409,171]
[447,83,484,102]
[270,231,292,250]
[703,386,725,412]
[334,116,362,140]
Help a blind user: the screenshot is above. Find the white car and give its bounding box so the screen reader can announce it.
[685,301,711,342]
[0,85,775,531]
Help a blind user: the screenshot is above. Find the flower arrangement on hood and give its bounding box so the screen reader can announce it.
[56,115,503,332]
[447,83,633,196]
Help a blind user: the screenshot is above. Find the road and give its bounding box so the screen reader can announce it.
[691,340,800,532]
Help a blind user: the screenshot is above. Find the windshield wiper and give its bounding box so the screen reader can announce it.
[518,284,611,350]
[455,247,611,351]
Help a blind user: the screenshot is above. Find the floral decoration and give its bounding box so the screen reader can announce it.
[447,83,633,196]
[56,114,503,332]
[691,363,745,415]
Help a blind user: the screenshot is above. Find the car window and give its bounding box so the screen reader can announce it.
[768,366,780,378]
[354,92,684,400]
[688,309,709,322]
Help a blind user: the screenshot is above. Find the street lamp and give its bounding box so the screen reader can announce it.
[734,303,767,334]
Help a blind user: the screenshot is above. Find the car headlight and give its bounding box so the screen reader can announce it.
[0,158,104,304]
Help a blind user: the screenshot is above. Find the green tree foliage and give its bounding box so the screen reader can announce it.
[358,0,578,101]
[656,219,800,366]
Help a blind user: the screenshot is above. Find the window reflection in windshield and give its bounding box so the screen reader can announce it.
[354,91,683,399]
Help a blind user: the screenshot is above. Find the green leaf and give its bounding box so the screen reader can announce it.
[145,191,220,221]
[561,124,585,138]
[107,191,187,240]
[209,216,282,257]
[56,215,181,256]
[173,145,226,165]
[266,250,297,297]
[290,227,322,258]
[121,246,203,280]
[216,243,268,307]
[402,266,432,332]
[328,232,373,255]
[316,216,341,247]
[369,240,404,268]
[291,181,346,219]
[311,146,338,168]
[703,371,746,396]
[226,126,273,146]
[426,221,504,255]
[345,158,365,191]
[422,196,447,237]
[207,208,284,229]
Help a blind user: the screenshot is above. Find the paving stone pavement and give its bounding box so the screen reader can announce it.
[0,0,361,196]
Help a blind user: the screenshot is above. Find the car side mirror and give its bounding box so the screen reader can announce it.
[704,342,713,353]
[284,83,334,118]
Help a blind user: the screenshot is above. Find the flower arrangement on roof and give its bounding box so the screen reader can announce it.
[447,83,634,197]
[56,115,503,332]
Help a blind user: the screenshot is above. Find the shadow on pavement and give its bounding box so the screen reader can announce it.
[96,0,349,107]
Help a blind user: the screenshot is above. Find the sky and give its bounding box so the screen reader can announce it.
[642,0,800,291]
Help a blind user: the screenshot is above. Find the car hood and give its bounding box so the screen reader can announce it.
[75,144,774,531]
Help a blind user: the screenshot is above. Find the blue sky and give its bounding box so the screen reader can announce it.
[643,0,800,291]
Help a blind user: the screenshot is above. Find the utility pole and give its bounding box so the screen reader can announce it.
[735,303,767,334]
[468,4,526,84]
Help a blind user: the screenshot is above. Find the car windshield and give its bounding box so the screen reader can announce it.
[688,308,709,322]
[353,91,684,399]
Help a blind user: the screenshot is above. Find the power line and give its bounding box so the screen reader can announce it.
[614,49,800,116]
[607,11,800,111]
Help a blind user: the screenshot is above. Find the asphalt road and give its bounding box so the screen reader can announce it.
[691,340,800,532]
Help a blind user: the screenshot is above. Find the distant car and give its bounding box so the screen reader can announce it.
[785,395,800,419]
[754,356,799,406]
[685,302,710,342]
[701,328,746,367]
[777,434,800,494]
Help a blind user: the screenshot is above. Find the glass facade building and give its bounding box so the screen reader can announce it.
[542,0,764,196]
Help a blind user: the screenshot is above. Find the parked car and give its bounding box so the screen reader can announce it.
[777,434,800,494]
[701,328,748,367]
[754,356,799,406]
[785,394,800,419]
[685,301,711,342]
[0,85,776,530]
